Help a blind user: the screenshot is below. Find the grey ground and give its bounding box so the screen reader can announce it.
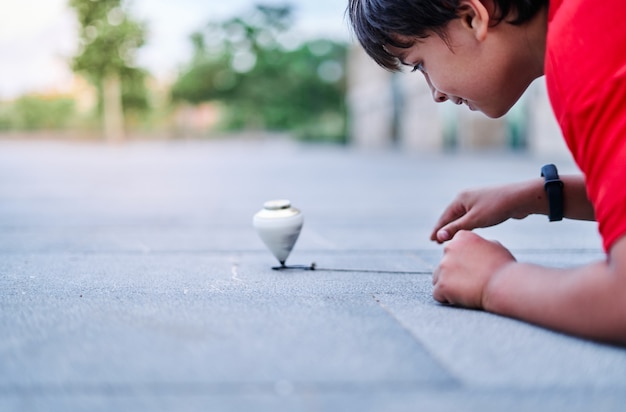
[1,137,624,411]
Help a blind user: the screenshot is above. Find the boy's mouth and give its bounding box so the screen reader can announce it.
[464,101,474,110]
[458,98,477,111]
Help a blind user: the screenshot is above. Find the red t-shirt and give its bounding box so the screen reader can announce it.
[545,0,626,252]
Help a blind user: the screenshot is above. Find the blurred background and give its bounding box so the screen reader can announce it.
[0,0,569,156]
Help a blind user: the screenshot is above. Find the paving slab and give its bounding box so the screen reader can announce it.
[0,138,622,411]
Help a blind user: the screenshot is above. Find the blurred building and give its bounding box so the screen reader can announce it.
[173,103,221,137]
[347,46,569,157]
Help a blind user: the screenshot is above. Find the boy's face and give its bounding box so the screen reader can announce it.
[386,14,538,118]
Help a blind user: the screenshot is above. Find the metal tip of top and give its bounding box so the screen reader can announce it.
[263,199,291,210]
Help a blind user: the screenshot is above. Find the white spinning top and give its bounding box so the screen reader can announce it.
[253,199,304,266]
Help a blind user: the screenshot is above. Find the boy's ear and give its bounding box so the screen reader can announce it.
[457,0,490,42]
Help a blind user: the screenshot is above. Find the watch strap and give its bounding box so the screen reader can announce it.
[541,164,564,222]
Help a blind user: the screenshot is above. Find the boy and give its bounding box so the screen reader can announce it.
[348,0,626,344]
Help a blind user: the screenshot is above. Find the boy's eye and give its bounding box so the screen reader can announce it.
[411,63,425,73]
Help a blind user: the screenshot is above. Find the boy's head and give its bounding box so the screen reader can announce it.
[347,0,548,118]
[348,0,547,71]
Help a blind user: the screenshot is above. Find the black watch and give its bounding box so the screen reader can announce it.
[541,164,564,222]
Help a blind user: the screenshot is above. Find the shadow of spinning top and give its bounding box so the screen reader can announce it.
[253,199,304,267]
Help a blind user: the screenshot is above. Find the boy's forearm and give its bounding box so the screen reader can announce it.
[483,258,626,343]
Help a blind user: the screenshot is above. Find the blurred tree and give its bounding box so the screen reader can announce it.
[70,0,148,141]
[171,5,347,142]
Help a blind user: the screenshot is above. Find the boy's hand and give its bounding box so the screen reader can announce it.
[432,230,516,308]
[430,183,536,243]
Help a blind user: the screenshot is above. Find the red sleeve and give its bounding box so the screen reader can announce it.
[576,72,626,252]
[546,0,626,252]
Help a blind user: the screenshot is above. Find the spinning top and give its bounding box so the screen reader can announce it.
[253,199,304,267]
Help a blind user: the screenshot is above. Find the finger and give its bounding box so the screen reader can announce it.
[432,283,451,305]
[432,283,444,303]
[434,214,476,243]
[430,203,468,241]
[432,266,439,285]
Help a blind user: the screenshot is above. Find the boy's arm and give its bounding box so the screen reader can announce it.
[431,175,595,243]
[433,232,626,344]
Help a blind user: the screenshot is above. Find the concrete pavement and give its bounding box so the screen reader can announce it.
[1,137,624,411]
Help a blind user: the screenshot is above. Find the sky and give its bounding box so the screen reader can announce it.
[0,0,352,100]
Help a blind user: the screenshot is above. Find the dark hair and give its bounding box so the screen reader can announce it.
[347,0,548,71]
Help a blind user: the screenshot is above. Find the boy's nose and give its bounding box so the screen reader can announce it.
[432,89,448,103]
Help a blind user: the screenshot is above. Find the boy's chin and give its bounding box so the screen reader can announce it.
[480,105,513,119]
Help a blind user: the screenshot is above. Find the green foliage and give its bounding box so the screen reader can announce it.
[171,5,348,142]
[0,103,11,131]
[70,0,149,115]
[0,95,76,131]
